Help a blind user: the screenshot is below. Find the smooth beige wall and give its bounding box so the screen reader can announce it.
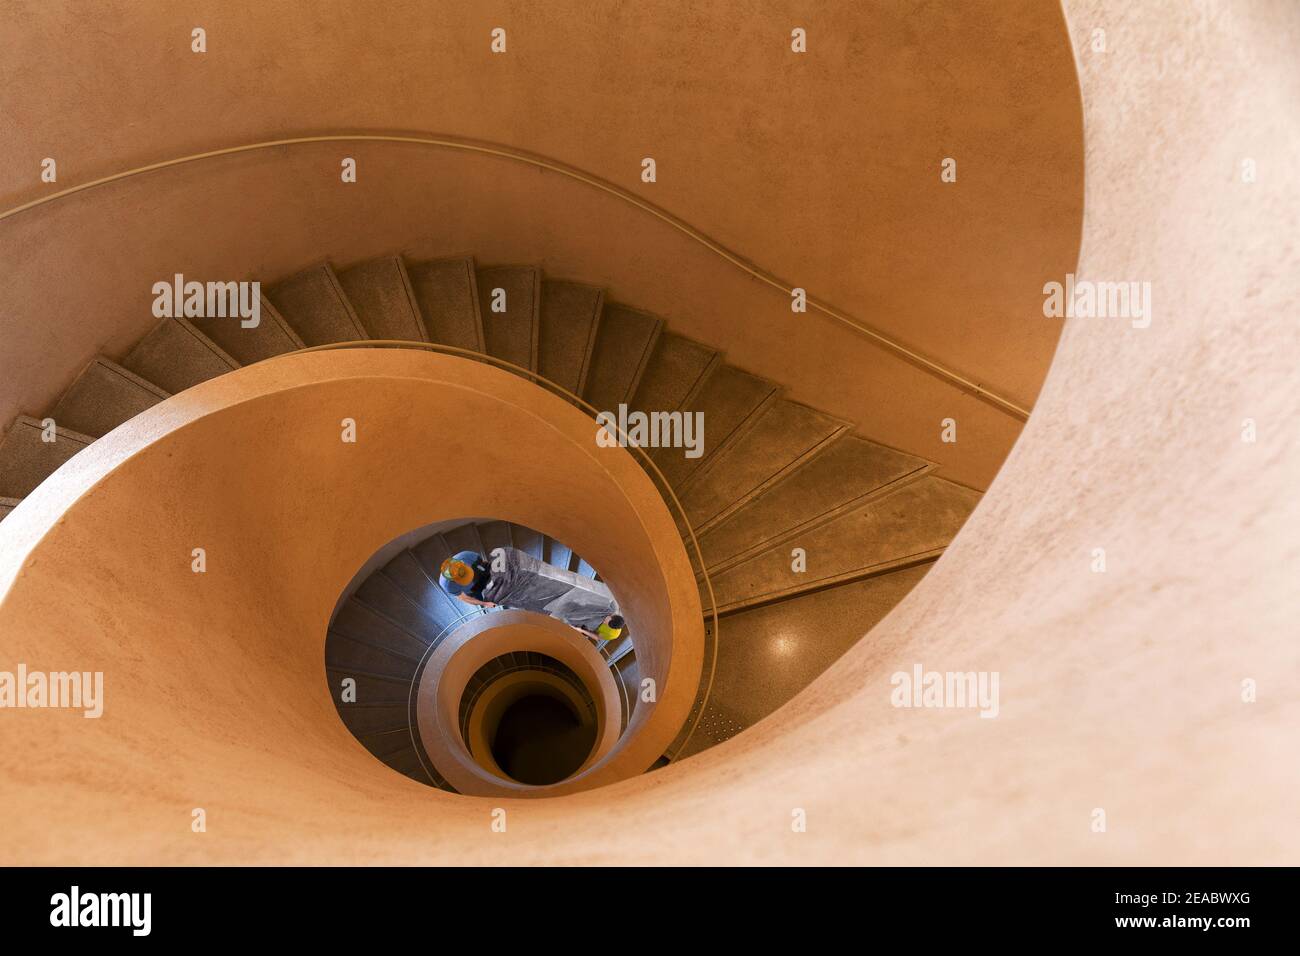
[0,350,704,862]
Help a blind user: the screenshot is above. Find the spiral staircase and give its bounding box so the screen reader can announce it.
[327,517,638,789]
[0,254,979,786]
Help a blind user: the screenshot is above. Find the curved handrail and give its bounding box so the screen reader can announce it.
[0,132,1028,421]
[301,339,721,764]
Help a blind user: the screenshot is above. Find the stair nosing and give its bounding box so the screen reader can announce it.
[686,421,853,535]
[349,592,440,648]
[10,414,96,446]
[672,381,782,498]
[327,627,425,668]
[322,261,370,341]
[696,463,936,578]
[712,548,945,617]
[622,313,665,406]
[572,287,604,400]
[86,357,171,400]
[323,664,412,685]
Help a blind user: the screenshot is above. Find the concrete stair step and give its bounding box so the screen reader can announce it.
[510,525,545,560]
[324,627,417,680]
[324,666,410,700]
[0,497,20,521]
[475,520,514,560]
[701,476,980,613]
[679,399,852,532]
[354,573,449,645]
[697,436,930,572]
[629,331,720,416]
[336,256,428,342]
[122,317,240,395]
[539,279,603,397]
[383,547,471,628]
[334,701,411,737]
[380,746,432,784]
[407,256,484,353]
[542,536,573,572]
[477,265,539,373]
[331,599,433,664]
[49,357,168,438]
[0,416,96,499]
[583,304,663,414]
[365,730,417,758]
[651,364,779,491]
[189,294,304,365]
[439,522,485,561]
[267,263,368,346]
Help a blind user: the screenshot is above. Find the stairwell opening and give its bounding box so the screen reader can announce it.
[460,653,598,785]
[325,514,636,792]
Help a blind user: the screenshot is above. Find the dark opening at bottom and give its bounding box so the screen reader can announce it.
[490,694,597,785]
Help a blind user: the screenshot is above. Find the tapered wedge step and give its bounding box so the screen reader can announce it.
[439,523,485,561]
[383,548,471,628]
[382,747,436,785]
[354,573,450,645]
[477,266,539,373]
[49,358,168,438]
[267,263,368,346]
[406,256,484,353]
[122,318,240,395]
[335,702,412,737]
[539,280,603,397]
[703,476,979,613]
[324,668,409,705]
[583,304,663,413]
[511,525,545,560]
[336,256,428,342]
[0,497,20,521]
[325,633,419,682]
[697,436,929,572]
[189,294,305,365]
[331,599,432,665]
[630,332,720,417]
[0,416,96,499]
[475,520,514,559]
[678,400,851,532]
[651,364,779,491]
[542,536,573,572]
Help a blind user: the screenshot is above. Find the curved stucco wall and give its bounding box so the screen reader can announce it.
[0,0,1294,865]
[0,0,1084,490]
[0,350,704,862]
[417,611,624,796]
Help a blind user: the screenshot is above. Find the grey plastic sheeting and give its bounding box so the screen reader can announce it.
[481,546,619,631]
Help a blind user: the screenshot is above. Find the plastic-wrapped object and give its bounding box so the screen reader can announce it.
[482,546,619,631]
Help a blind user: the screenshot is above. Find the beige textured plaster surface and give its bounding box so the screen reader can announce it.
[0,0,1295,866]
[0,350,703,862]
[0,0,1084,490]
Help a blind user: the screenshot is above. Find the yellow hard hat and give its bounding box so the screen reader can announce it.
[440,558,476,586]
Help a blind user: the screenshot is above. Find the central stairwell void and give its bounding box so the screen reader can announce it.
[327,518,637,792]
[0,250,981,790]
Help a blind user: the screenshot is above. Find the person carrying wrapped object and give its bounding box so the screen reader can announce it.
[438,547,625,641]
